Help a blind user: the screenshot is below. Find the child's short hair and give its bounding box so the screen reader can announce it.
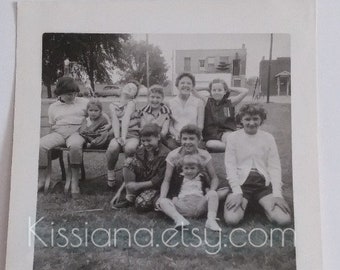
[208,78,229,93]
[148,84,164,97]
[180,124,202,140]
[175,72,196,87]
[140,123,161,138]
[86,99,103,112]
[54,77,80,96]
[236,104,267,124]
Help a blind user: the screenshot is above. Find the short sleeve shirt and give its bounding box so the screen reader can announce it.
[166,147,212,169]
[140,103,171,128]
[48,97,88,127]
[168,95,204,139]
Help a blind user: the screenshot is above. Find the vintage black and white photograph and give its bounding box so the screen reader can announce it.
[6,1,322,270]
[32,33,295,269]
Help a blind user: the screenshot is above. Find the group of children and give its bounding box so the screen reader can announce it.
[39,73,291,230]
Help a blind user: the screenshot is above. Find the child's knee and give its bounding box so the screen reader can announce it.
[268,210,291,226]
[106,140,120,154]
[224,210,244,226]
[158,198,172,209]
[124,145,137,156]
[206,190,218,199]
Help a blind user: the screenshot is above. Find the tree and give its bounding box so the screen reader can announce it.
[121,40,168,86]
[42,33,130,97]
[42,34,66,98]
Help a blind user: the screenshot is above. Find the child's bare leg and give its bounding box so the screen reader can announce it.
[258,194,291,226]
[38,168,46,190]
[205,140,226,152]
[224,193,248,226]
[122,164,137,202]
[217,187,230,201]
[123,138,139,157]
[106,139,121,186]
[158,198,190,228]
[205,190,221,231]
[70,165,80,196]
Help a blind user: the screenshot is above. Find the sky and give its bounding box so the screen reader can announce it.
[134,33,290,79]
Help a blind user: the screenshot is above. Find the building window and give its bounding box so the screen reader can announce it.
[207,57,215,72]
[184,57,191,72]
[233,59,240,75]
[199,59,205,71]
[220,56,229,63]
[233,79,241,87]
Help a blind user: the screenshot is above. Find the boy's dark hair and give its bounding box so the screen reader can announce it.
[208,78,229,93]
[180,124,202,140]
[236,104,267,125]
[140,123,161,138]
[54,77,80,96]
[175,72,196,87]
[148,84,164,97]
[86,99,103,112]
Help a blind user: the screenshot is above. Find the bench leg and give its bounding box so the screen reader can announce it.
[81,160,86,180]
[44,150,52,193]
[64,154,72,194]
[59,151,66,181]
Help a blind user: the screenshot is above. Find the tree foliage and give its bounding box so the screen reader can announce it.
[121,40,168,86]
[42,33,130,97]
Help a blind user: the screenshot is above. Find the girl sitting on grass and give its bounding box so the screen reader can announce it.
[224,104,291,226]
[105,81,141,188]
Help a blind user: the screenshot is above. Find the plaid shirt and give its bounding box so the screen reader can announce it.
[124,143,170,188]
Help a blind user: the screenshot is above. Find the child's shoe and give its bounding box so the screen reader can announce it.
[174,219,190,229]
[107,170,117,188]
[205,219,222,232]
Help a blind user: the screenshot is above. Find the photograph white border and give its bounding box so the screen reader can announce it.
[6,1,320,269]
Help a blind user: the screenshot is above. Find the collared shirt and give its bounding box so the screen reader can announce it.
[225,129,282,198]
[166,147,212,169]
[48,97,88,127]
[167,95,204,139]
[140,103,171,127]
[126,143,170,188]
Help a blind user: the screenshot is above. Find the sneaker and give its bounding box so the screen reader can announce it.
[174,219,190,229]
[111,199,134,209]
[205,219,222,232]
[107,179,117,188]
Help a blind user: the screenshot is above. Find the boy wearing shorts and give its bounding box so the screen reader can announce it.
[224,104,291,226]
[111,123,170,211]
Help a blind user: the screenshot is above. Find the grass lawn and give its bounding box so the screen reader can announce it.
[34,102,295,270]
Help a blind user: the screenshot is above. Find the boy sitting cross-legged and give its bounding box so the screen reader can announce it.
[224,104,291,226]
[111,123,170,211]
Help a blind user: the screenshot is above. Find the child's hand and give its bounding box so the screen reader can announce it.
[98,124,111,132]
[226,193,244,212]
[154,198,163,211]
[110,190,122,207]
[271,197,291,214]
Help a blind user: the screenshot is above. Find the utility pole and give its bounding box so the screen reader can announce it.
[267,33,273,103]
[146,34,150,89]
